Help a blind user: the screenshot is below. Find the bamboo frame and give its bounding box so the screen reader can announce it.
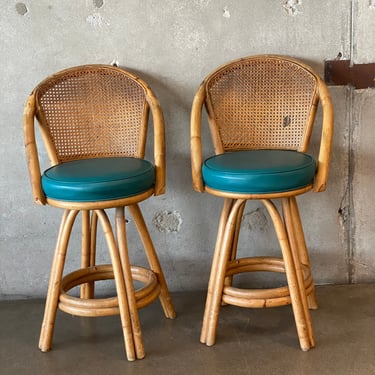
[192,55,334,351]
[23,65,175,361]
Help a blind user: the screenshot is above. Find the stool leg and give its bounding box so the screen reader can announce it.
[224,200,246,289]
[289,197,318,309]
[204,199,246,346]
[282,198,315,347]
[95,209,138,361]
[80,210,94,299]
[80,211,98,299]
[90,211,98,267]
[89,211,98,288]
[201,198,233,344]
[262,199,313,351]
[115,207,145,359]
[128,204,176,320]
[39,209,79,352]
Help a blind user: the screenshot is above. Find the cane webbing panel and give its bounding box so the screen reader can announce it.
[35,66,147,162]
[205,57,318,151]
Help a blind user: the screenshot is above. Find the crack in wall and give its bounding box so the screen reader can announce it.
[346,1,357,284]
[347,85,356,284]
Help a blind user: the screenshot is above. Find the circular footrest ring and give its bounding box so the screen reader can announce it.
[59,264,160,317]
[222,256,313,308]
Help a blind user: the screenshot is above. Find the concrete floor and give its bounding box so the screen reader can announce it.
[1,284,374,375]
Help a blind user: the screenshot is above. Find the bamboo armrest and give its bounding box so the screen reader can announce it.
[190,83,206,192]
[147,92,166,196]
[23,93,46,205]
[313,78,334,193]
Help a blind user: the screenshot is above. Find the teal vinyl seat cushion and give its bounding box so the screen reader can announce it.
[42,157,155,202]
[202,150,316,194]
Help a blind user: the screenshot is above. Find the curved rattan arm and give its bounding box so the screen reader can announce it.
[190,82,206,192]
[145,88,166,196]
[23,93,46,205]
[313,78,334,193]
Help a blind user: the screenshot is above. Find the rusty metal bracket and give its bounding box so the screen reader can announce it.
[324,59,375,89]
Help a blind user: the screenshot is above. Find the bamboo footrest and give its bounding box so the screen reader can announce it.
[59,264,161,317]
[222,256,314,308]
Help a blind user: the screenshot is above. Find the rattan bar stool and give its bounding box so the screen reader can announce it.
[23,64,176,361]
[190,55,334,350]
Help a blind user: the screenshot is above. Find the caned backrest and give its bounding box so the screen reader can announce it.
[24,64,166,204]
[204,56,320,153]
[191,55,334,193]
[34,65,149,163]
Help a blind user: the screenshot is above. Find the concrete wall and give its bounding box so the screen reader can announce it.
[0,0,374,298]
